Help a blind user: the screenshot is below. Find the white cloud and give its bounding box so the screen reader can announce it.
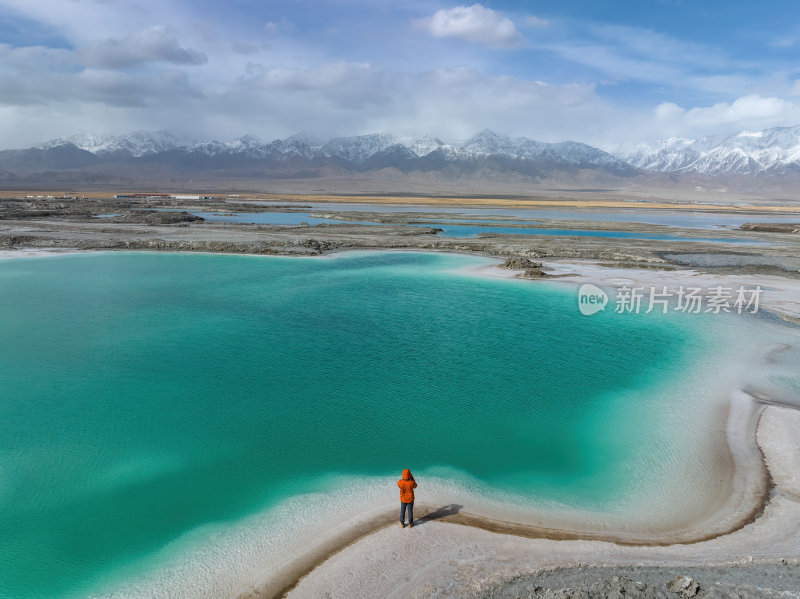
[12,48,797,151]
[79,26,207,69]
[215,62,611,144]
[591,24,726,69]
[548,42,683,84]
[415,4,522,48]
[251,62,376,92]
[1,2,800,151]
[264,19,295,34]
[3,46,800,151]
[525,16,550,28]
[771,37,796,48]
[232,42,259,56]
[654,102,683,122]
[0,0,189,45]
[0,66,202,109]
[652,95,800,137]
[0,43,76,71]
[541,23,765,97]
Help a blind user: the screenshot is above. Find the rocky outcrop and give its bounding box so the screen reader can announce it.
[666,576,699,597]
[110,210,205,225]
[499,256,543,270]
[517,268,547,279]
[299,238,335,252]
[498,256,548,278]
[740,223,799,233]
[0,235,36,247]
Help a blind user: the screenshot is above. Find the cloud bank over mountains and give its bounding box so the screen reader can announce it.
[1,0,800,151]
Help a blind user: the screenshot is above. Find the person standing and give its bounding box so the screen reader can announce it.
[397,468,417,528]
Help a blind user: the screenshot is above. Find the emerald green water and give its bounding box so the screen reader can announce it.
[0,251,706,598]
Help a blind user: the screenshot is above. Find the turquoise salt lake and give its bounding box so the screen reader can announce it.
[0,251,739,598]
[178,210,767,244]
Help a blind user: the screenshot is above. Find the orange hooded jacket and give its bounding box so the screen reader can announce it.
[397,469,417,503]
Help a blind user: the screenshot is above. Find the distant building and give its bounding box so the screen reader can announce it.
[113,193,212,200]
[171,194,213,200]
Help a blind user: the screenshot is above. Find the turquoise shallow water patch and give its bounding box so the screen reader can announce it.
[185,210,765,244]
[0,251,708,598]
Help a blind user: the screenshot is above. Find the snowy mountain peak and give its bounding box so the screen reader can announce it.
[317,132,397,164]
[45,130,187,157]
[617,124,800,176]
[462,129,515,155]
[408,135,446,157]
[218,134,264,155]
[284,131,323,148]
[236,134,261,146]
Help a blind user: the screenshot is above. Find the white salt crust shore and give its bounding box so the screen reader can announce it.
[268,406,800,599]
[0,248,83,259]
[229,261,800,599]
[543,259,800,324]
[466,258,800,323]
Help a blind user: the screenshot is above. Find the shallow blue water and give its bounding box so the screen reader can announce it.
[187,210,370,226]
[423,223,765,243]
[244,201,800,229]
[187,210,765,244]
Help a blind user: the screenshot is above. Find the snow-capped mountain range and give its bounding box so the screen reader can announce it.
[614,125,800,176]
[37,129,631,171]
[7,124,800,180]
[41,130,185,158]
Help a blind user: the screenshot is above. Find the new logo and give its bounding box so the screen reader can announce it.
[578,284,608,316]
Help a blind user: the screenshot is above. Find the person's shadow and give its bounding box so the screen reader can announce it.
[414,503,462,526]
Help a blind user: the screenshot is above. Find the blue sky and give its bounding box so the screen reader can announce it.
[0,0,799,148]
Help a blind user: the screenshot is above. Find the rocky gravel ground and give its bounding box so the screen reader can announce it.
[480,563,800,599]
[1,196,799,277]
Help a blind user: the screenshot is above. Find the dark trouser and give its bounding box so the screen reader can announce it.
[400,501,414,524]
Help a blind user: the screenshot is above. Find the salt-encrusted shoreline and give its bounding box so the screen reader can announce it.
[541,259,800,324]
[231,260,800,599]
[0,248,83,259]
[461,258,800,324]
[263,386,798,599]
[274,402,800,599]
